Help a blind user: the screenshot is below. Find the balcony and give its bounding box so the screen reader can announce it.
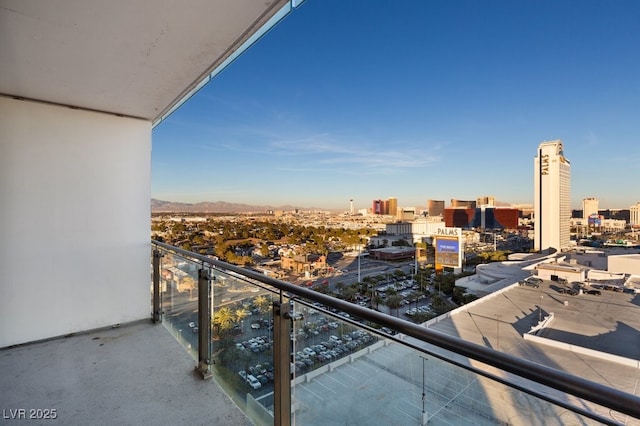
[2,240,638,425]
[0,321,251,425]
[1,4,639,422]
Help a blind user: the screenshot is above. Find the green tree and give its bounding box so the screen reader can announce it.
[372,293,384,310]
[393,269,406,278]
[341,284,359,302]
[386,294,403,317]
[253,295,270,314]
[235,306,250,326]
[409,290,422,309]
[212,306,235,338]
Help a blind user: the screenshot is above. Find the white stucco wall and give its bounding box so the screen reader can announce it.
[608,254,640,275]
[0,97,151,347]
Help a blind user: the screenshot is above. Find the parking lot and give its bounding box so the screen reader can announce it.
[231,306,380,397]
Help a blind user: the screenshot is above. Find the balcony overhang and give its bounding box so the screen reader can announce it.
[0,0,292,123]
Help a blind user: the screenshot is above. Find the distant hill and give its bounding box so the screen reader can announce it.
[151,199,303,213]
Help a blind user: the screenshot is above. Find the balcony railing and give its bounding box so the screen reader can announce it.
[151,240,640,426]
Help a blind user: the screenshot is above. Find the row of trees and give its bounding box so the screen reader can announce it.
[314,264,479,322]
[153,218,377,267]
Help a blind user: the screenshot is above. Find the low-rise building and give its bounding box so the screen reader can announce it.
[534,261,588,283]
[281,254,326,274]
[369,246,415,261]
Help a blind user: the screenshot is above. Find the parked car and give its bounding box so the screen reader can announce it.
[586,289,601,296]
[519,279,539,288]
[246,375,262,390]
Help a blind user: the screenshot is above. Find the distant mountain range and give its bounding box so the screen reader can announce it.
[151,198,306,213]
[151,198,518,214]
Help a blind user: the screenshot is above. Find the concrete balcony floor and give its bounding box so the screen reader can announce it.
[1,321,251,425]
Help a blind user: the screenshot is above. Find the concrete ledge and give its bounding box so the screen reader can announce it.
[523,333,640,369]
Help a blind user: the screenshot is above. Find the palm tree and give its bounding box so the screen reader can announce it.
[213,306,235,338]
[341,285,359,302]
[235,306,249,333]
[386,294,403,317]
[372,293,384,310]
[253,295,270,314]
[409,290,422,309]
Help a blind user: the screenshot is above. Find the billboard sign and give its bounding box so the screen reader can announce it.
[434,227,462,268]
[435,227,461,237]
[588,214,602,226]
[436,239,459,253]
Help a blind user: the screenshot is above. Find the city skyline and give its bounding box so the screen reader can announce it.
[151,0,640,211]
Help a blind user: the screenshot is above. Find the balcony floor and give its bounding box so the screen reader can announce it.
[0,320,251,425]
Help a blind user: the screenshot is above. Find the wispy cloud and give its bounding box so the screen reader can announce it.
[268,134,442,169]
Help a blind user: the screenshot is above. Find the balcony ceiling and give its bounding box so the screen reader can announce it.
[0,0,289,122]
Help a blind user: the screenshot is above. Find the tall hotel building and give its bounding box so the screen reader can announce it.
[476,196,495,207]
[451,199,476,209]
[631,202,640,227]
[388,197,398,217]
[534,140,571,251]
[427,200,445,217]
[582,197,599,220]
[372,197,397,216]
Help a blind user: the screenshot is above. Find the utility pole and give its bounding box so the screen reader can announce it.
[357,244,361,284]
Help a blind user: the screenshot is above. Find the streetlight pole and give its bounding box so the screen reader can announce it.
[357,245,361,284]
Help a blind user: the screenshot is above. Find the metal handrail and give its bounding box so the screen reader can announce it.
[152,240,640,420]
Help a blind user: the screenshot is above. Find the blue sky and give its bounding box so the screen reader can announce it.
[152,0,640,211]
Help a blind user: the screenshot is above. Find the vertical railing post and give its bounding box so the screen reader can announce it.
[273,300,292,426]
[196,268,212,379]
[152,249,163,323]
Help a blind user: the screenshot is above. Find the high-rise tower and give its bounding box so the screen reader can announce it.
[582,197,599,220]
[534,140,571,252]
[631,202,640,227]
[388,197,398,217]
[427,200,445,217]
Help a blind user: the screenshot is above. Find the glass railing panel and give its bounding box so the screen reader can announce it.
[288,304,612,426]
[155,247,200,360]
[208,268,283,426]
